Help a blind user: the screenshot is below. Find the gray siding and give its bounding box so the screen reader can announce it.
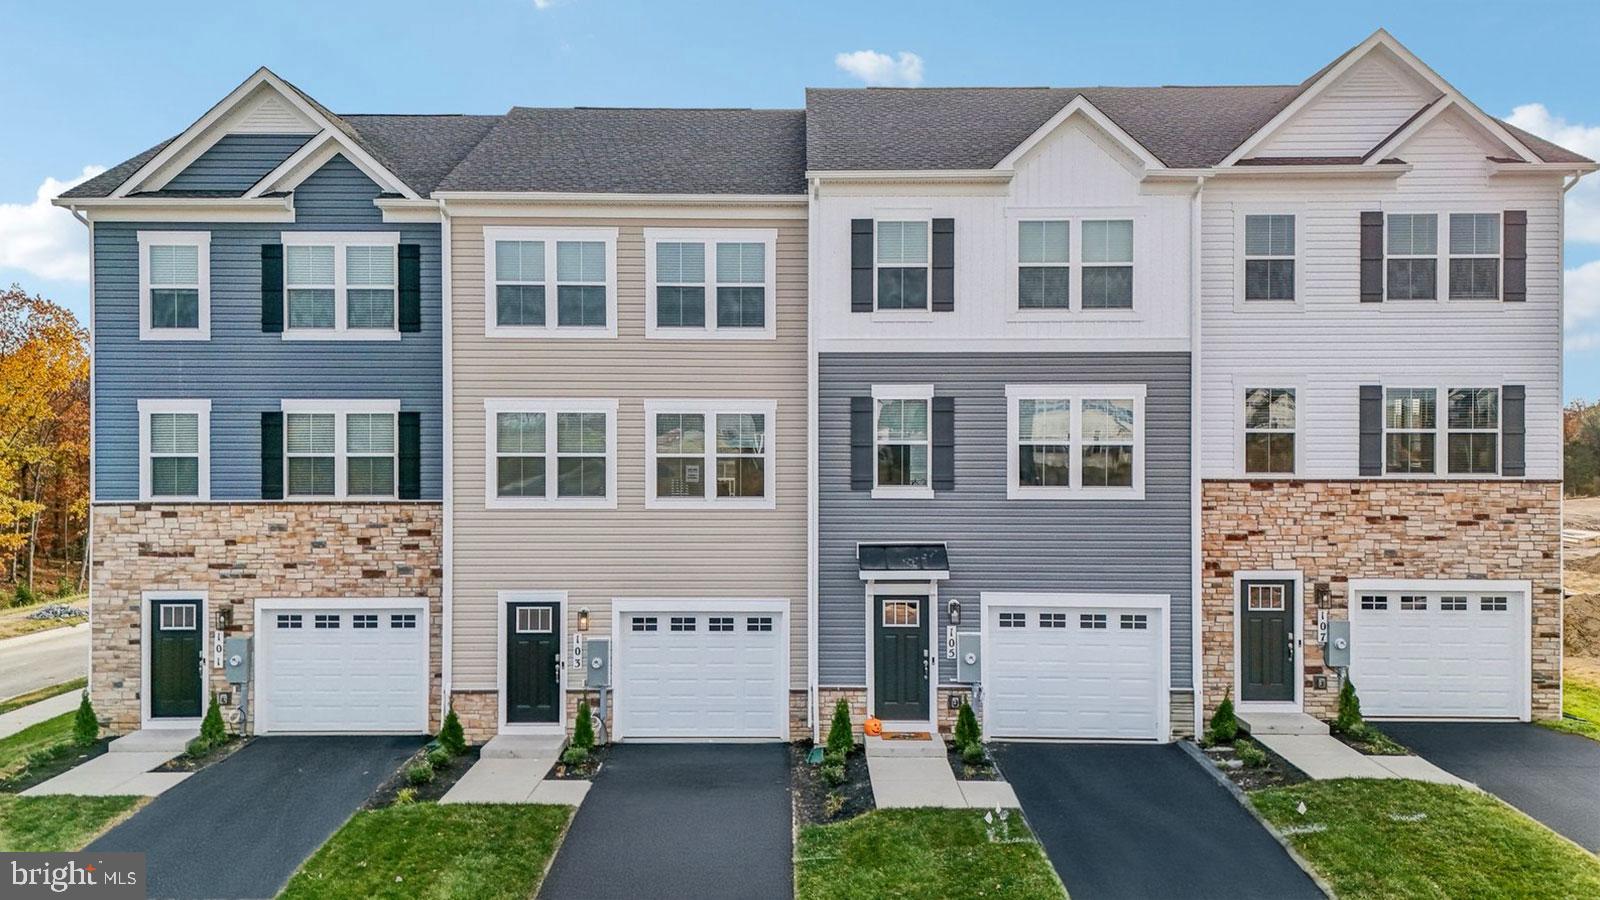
[818,352,1192,688]
[94,154,443,500]
[163,134,313,193]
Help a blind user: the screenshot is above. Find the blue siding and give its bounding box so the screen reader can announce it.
[94,154,443,500]
[818,352,1193,688]
[163,134,314,193]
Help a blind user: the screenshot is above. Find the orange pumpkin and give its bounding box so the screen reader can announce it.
[863,717,883,736]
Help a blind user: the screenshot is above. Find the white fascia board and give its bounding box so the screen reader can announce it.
[996,95,1164,170]
[1362,96,1453,165]
[803,169,1014,185]
[246,130,416,200]
[55,196,297,223]
[110,68,278,198]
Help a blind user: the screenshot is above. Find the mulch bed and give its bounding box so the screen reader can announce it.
[545,744,607,780]
[790,741,875,827]
[1202,738,1309,792]
[946,744,1003,782]
[364,746,481,809]
[1331,726,1412,756]
[154,736,252,772]
[0,737,112,794]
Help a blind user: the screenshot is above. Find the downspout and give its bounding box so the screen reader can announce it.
[71,205,96,696]
[807,176,821,742]
[439,199,455,728]
[1557,170,1583,717]
[1189,174,1207,740]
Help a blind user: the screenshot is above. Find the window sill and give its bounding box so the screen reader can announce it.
[1231,298,1305,313]
[139,329,210,342]
[486,496,618,511]
[1006,487,1144,501]
[871,486,935,500]
[281,329,402,342]
[1005,309,1142,324]
[484,325,617,340]
[282,494,398,502]
[644,496,777,511]
[140,493,208,502]
[868,310,939,324]
[644,327,777,341]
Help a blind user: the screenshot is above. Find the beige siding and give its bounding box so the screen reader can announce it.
[450,214,808,690]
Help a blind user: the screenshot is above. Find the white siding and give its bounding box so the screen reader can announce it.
[1200,111,1564,479]
[1255,50,1438,159]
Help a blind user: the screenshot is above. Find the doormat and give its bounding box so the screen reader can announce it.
[883,731,932,741]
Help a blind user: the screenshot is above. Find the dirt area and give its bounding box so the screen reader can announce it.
[364,746,480,808]
[1200,739,1308,792]
[1564,498,1600,657]
[946,743,1003,781]
[790,742,874,826]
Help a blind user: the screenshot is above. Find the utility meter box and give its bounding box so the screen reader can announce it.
[1324,620,1351,669]
[955,632,982,684]
[223,636,252,685]
[585,638,610,687]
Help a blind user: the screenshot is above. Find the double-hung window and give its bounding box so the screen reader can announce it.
[875,221,929,310]
[1386,214,1438,300]
[1446,387,1499,474]
[872,386,933,495]
[1243,387,1296,474]
[1080,220,1133,309]
[281,232,399,339]
[1015,218,1134,311]
[645,229,777,338]
[1448,213,1500,300]
[1383,388,1437,474]
[138,399,210,500]
[1006,384,1145,499]
[485,399,617,508]
[645,401,776,508]
[1017,220,1070,309]
[484,227,617,337]
[1243,214,1296,301]
[281,400,399,499]
[137,232,210,340]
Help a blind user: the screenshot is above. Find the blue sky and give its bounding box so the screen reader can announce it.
[3,0,1597,394]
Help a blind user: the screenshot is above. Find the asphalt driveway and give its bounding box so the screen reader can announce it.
[993,742,1322,900]
[538,743,792,900]
[1380,721,1600,851]
[89,735,421,899]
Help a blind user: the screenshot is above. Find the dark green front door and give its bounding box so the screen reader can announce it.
[150,598,202,719]
[874,595,929,721]
[1240,580,1295,702]
[506,602,562,723]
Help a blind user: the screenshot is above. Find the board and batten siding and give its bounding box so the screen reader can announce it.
[1199,110,1563,480]
[94,154,444,500]
[448,214,809,691]
[817,352,1193,688]
[162,133,314,193]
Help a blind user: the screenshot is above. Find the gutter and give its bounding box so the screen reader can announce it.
[807,176,821,742]
[439,199,455,727]
[1189,174,1207,740]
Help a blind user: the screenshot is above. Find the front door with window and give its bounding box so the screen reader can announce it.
[150,598,202,719]
[506,603,562,723]
[1240,581,1295,702]
[874,595,930,721]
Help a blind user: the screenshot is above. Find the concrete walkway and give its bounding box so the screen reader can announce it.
[0,691,79,740]
[22,728,196,797]
[441,734,589,806]
[1243,713,1473,787]
[864,734,1019,808]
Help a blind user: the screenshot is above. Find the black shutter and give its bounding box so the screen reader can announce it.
[398,243,422,332]
[932,396,955,491]
[261,412,284,499]
[851,219,874,312]
[1503,211,1527,302]
[1360,212,1384,303]
[931,218,955,311]
[1502,385,1525,476]
[1359,385,1383,476]
[850,397,874,490]
[261,244,284,333]
[398,411,422,499]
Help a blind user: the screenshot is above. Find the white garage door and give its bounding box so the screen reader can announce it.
[1350,589,1525,719]
[258,607,428,733]
[615,609,785,740]
[985,603,1164,740]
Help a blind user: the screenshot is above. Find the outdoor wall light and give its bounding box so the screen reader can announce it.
[1314,582,1331,606]
[577,607,590,632]
[947,599,961,626]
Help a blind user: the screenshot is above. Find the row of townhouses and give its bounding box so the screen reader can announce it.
[56,31,1588,746]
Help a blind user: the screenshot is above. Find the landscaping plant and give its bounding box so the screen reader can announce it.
[406,763,434,786]
[1335,675,1365,733]
[426,747,451,770]
[571,700,595,751]
[71,693,98,746]
[826,698,854,757]
[953,701,980,753]
[961,743,985,767]
[1208,691,1238,743]
[1234,739,1267,768]
[437,708,466,756]
[820,761,846,786]
[199,693,227,746]
[560,746,589,767]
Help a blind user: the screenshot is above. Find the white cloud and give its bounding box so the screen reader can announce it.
[835,50,924,87]
[0,167,103,284]
[532,0,560,8]
[1566,260,1600,352]
[1507,103,1600,245]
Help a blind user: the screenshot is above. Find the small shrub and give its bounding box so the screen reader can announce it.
[571,700,596,751]
[73,692,99,746]
[185,736,213,759]
[823,792,846,818]
[426,747,452,770]
[1209,692,1239,743]
[406,764,434,786]
[954,701,981,752]
[1235,739,1268,768]
[438,708,466,756]
[826,698,854,757]
[961,743,986,766]
[199,693,227,746]
[25,744,72,769]
[392,788,417,806]
[1335,677,1364,733]
[560,746,590,767]
[820,762,846,786]
[822,750,845,770]
[13,582,35,608]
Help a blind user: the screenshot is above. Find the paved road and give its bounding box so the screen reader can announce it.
[89,735,421,899]
[993,742,1322,900]
[0,624,88,700]
[1381,721,1600,851]
[539,744,792,900]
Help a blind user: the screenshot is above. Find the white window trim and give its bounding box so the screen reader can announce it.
[279,231,401,341]
[1004,383,1146,500]
[279,399,401,500]
[137,398,211,501]
[483,226,619,339]
[1381,211,1443,303]
[643,228,778,340]
[137,231,211,341]
[643,399,778,510]
[1445,211,1505,303]
[1381,386,1440,478]
[871,383,936,499]
[1238,382,1302,477]
[1444,386,1503,477]
[871,213,934,320]
[1366,206,1513,308]
[483,398,619,510]
[1376,383,1507,479]
[1005,208,1143,321]
[1234,207,1305,310]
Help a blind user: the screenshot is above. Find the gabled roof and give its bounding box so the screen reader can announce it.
[434,107,806,195]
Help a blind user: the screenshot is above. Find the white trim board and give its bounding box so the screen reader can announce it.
[140,590,209,730]
[496,590,568,736]
[1231,570,1305,713]
[862,580,940,727]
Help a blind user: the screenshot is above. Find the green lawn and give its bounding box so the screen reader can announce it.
[0,795,145,851]
[1540,673,1600,742]
[0,678,86,714]
[1253,779,1600,899]
[795,809,1066,900]
[279,803,572,900]
[0,712,74,782]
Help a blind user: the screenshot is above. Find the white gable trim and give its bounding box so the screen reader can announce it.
[1361,95,1453,164]
[110,68,419,200]
[244,131,411,199]
[1221,29,1536,167]
[996,95,1164,171]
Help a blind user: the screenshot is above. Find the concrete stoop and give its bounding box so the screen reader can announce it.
[866,733,946,758]
[1237,712,1329,735]
[109,728,199,753]
[480,734,565,759]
